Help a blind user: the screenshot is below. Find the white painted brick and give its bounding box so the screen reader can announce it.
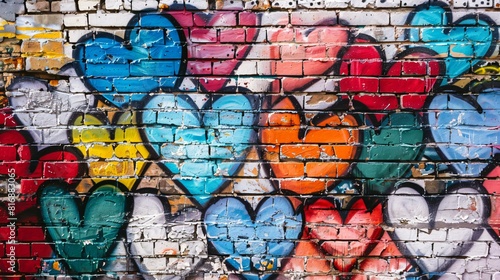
[339,11,390,25]
[455,0,469,7]
[354,27,395,41]
[272,0,297,9]
[258,11,289,25]
[16,14,64,30]
[325,0,349,8]
[298,0,325,8]
[132,0,159,10]
[390,11,411,25]
[291,11,338,25]
[78,0,100,11]
[106,0,124,10]
[401,0,427,7]
[350,0,375,8]
[302,78,326,92]
[375,0,400,7]
[418,229,447,241]
[185,0,209,9]
[88,12,135,27]
[233,60,258,75]
[58,0,78,12]
[154,241,180,255]
[67,29,91,43]
[63,14,87,27]
[238,78,276,92]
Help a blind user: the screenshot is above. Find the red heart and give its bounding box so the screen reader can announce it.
[269,25,350,92]
[484,165,500,237]
[304,198,384,272]
[183,12,259,92]
[259,96,360,194]
[0,113,84,194]
[339,35,443,113]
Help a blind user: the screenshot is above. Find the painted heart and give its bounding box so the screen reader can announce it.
[406,2,497,85]
[40,181,127,273]
[204,197,302,274]
[483,164,500,238]
[351,111,424,194]
[126,189,206,279]
[304,198,384,272]
[190,12,259,92]
[339,35,443,109]
[426,90,499,176]
[268,24,349,92]
[73,13,186,108]
[0,113,84,189]
[259,96,360,194]
[386,182,488,275]
[141,93,257,207]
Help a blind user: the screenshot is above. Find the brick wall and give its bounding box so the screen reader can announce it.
[0,0,499,279]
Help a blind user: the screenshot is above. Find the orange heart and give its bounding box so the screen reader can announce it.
[259,96,359,194]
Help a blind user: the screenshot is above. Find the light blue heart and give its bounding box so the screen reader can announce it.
[142,94,256,207]
[407,4,496,85]
[427,91,499,176]
[73,13,185,108]
[204,197,302,272]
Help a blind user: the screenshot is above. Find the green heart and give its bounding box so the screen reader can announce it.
[353,113,423,194]
[40,182,126,273]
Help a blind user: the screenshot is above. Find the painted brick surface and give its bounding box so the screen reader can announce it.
[0,0,499,279]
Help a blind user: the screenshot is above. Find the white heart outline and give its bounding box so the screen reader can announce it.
[385,181,490,276]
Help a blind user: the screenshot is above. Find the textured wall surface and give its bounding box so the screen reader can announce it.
[0,0,499,279]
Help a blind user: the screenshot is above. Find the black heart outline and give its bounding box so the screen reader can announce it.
[136,87,259,209]
[298,196,384,274]
[259,95,364,196]
[384,181,490,278]
[37,179,131,274]
[72,12,188,108]
[423,80,500,175]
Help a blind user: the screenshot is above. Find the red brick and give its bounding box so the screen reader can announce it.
[0,147,17,161]
[31,243,53,258]
[18,258,41,273]
[17,227,44,242]
[9,243,30,258]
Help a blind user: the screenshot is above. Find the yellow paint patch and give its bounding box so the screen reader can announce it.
[89,161,135,177]
[89,144,114,159]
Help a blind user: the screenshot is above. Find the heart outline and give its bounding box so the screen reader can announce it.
[424,81,500,176]
[303,197,384,273]
[385,181,490,276]
[39,180,129,273]
[138,91,257,208]
[405,1,498,86]
[204,196,303,273]
[259,95,361,195]
[72,13,188,108]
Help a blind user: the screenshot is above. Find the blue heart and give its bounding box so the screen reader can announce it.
[407,3,496,86]
[426,91,499,176]
[204,197,302,273]
[73,13,186,108]
[141,94,256,207]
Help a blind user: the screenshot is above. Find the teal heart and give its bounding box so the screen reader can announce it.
[40,182,126,273]
[352,113,424,194]
[141,94,257,207]
[406,3,497,85]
